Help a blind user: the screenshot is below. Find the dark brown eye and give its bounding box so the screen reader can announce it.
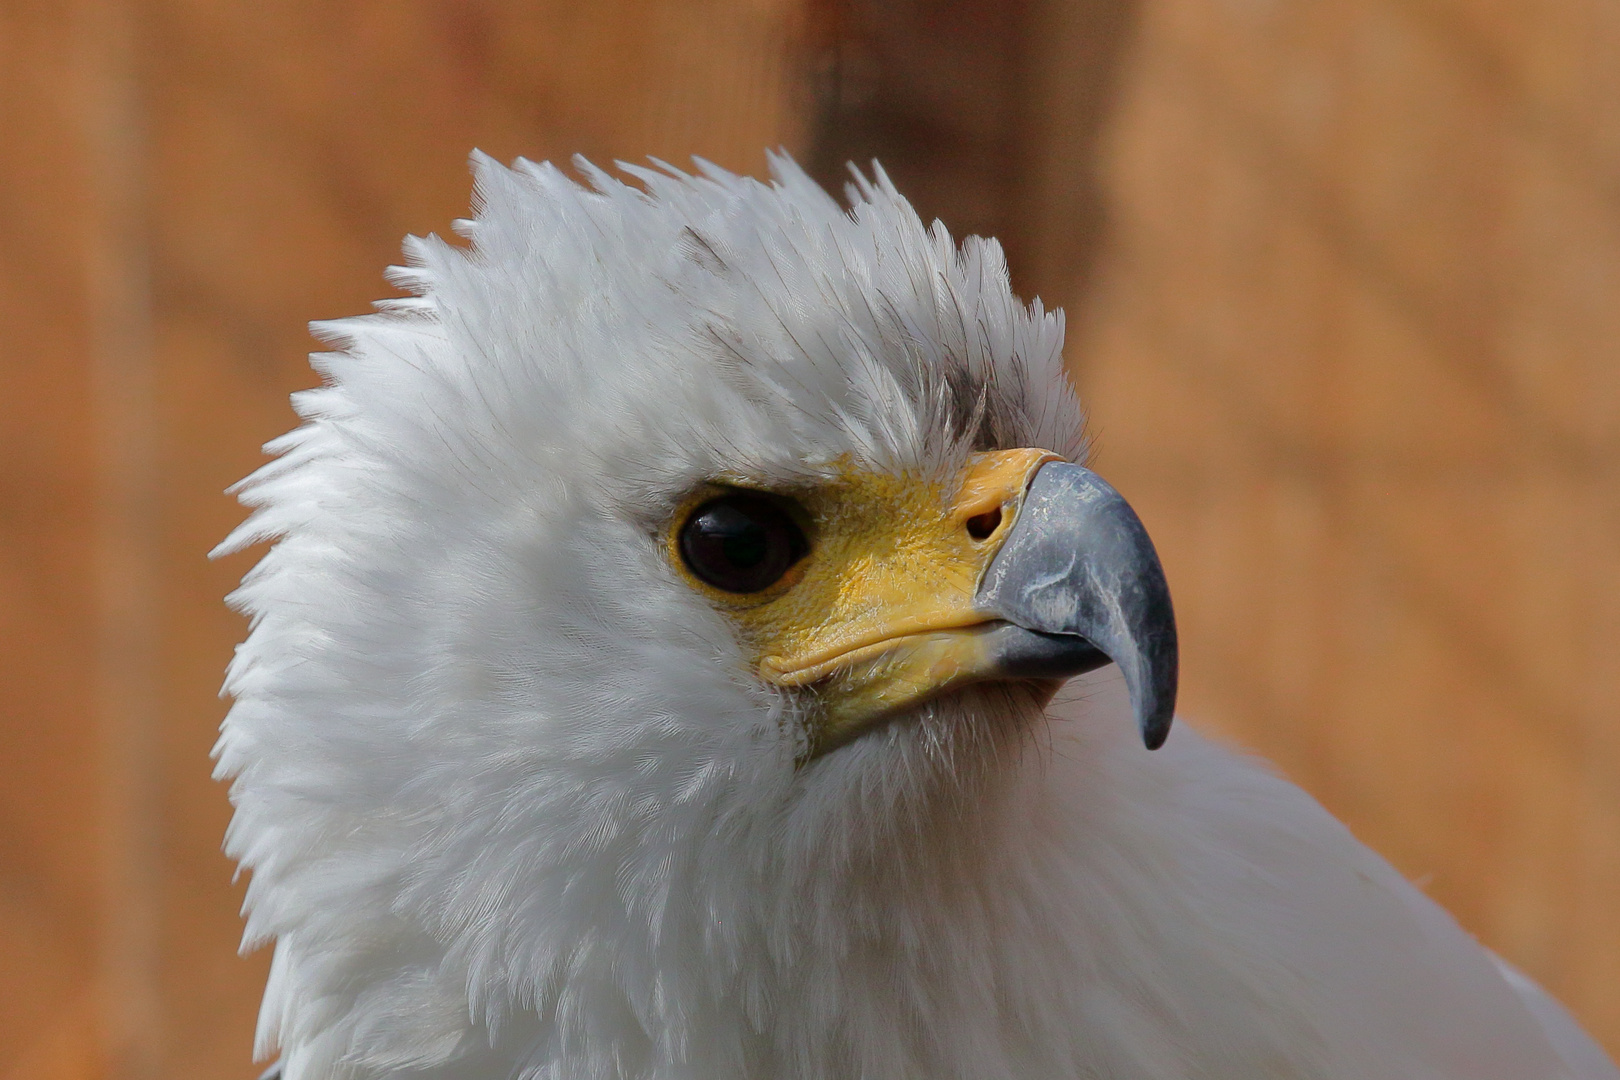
[678,493,809,594]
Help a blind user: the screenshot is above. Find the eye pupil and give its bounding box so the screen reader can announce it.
[723,533,768,568]
[679,494,808,594]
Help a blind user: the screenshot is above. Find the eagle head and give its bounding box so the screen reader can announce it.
[216,153,1175,1080]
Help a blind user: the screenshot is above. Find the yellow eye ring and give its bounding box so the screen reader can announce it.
[666,486,813,606]
[678,492,809,594]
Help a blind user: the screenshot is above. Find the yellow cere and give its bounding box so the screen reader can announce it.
[668,448,1060,756]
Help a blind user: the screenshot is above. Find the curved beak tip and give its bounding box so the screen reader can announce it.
[976,462,1180,750]
[1139,692,1176,751]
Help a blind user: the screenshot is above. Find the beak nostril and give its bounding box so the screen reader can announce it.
[966,507,1002,541]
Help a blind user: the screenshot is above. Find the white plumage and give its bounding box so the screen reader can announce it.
[216,152,1616,1080]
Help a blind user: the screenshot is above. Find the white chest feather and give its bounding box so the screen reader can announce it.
[280,679,1591,1080]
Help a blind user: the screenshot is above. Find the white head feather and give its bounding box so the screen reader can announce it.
[217,154,1604,1080]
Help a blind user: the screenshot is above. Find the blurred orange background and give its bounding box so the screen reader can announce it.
[2,1,1616,1076]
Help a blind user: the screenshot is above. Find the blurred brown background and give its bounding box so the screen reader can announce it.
[2,0,1615,1076]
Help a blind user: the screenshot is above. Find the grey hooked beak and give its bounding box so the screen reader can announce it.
[973,462,1179,749]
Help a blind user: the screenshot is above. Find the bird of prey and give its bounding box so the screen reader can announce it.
[216,153,1617,1080]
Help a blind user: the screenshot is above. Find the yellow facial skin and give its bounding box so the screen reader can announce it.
[667,448,1060,757]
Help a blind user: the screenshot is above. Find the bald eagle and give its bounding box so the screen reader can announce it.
[217,153,1616,1080]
